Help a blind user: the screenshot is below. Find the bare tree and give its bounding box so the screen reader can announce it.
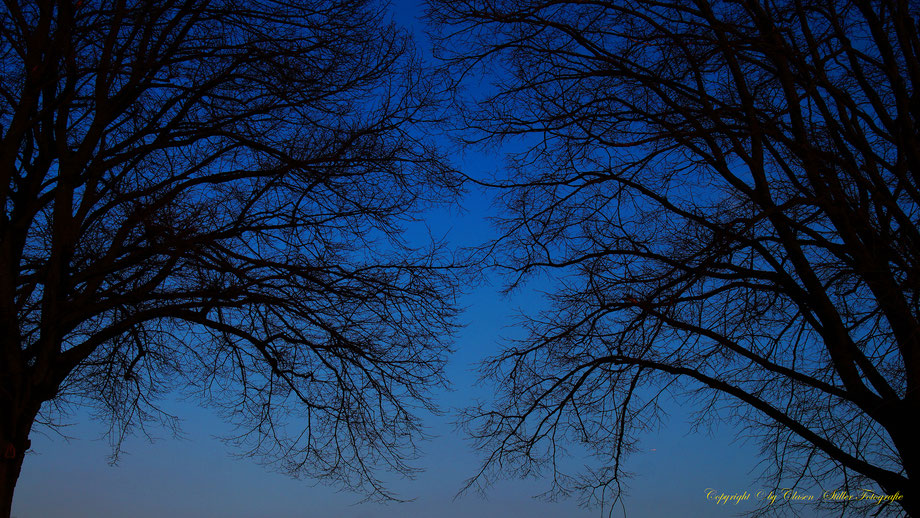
[0,0,461,514]
[430,0,919,515]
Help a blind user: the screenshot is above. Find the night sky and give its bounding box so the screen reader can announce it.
[12,2,765,516]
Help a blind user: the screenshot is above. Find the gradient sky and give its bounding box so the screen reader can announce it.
[11,2,775,517]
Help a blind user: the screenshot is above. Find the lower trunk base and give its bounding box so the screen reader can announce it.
[0,437,30,518]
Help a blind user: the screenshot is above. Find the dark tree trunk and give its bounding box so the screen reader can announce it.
[891,422,920,517]
[0,402,37,518]
[0,446,26,518]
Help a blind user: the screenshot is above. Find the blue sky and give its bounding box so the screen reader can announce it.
[13,245,763,517]
[11,2,772,517]
[12,154,764,518]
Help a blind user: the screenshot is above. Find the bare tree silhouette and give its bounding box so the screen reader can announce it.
[0,0,460,514]
[430,0,919,515]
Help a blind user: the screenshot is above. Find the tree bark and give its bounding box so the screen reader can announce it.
[0,403,37,518]
[0,447,26,518]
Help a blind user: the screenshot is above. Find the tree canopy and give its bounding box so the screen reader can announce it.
[0,0,459,514]
[430,0,920,514]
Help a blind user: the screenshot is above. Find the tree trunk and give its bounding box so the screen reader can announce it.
[0,403,37,518]
[890,422,920,517]
[0,444,26,518]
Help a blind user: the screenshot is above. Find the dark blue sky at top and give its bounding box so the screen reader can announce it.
[12,1,767,517]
